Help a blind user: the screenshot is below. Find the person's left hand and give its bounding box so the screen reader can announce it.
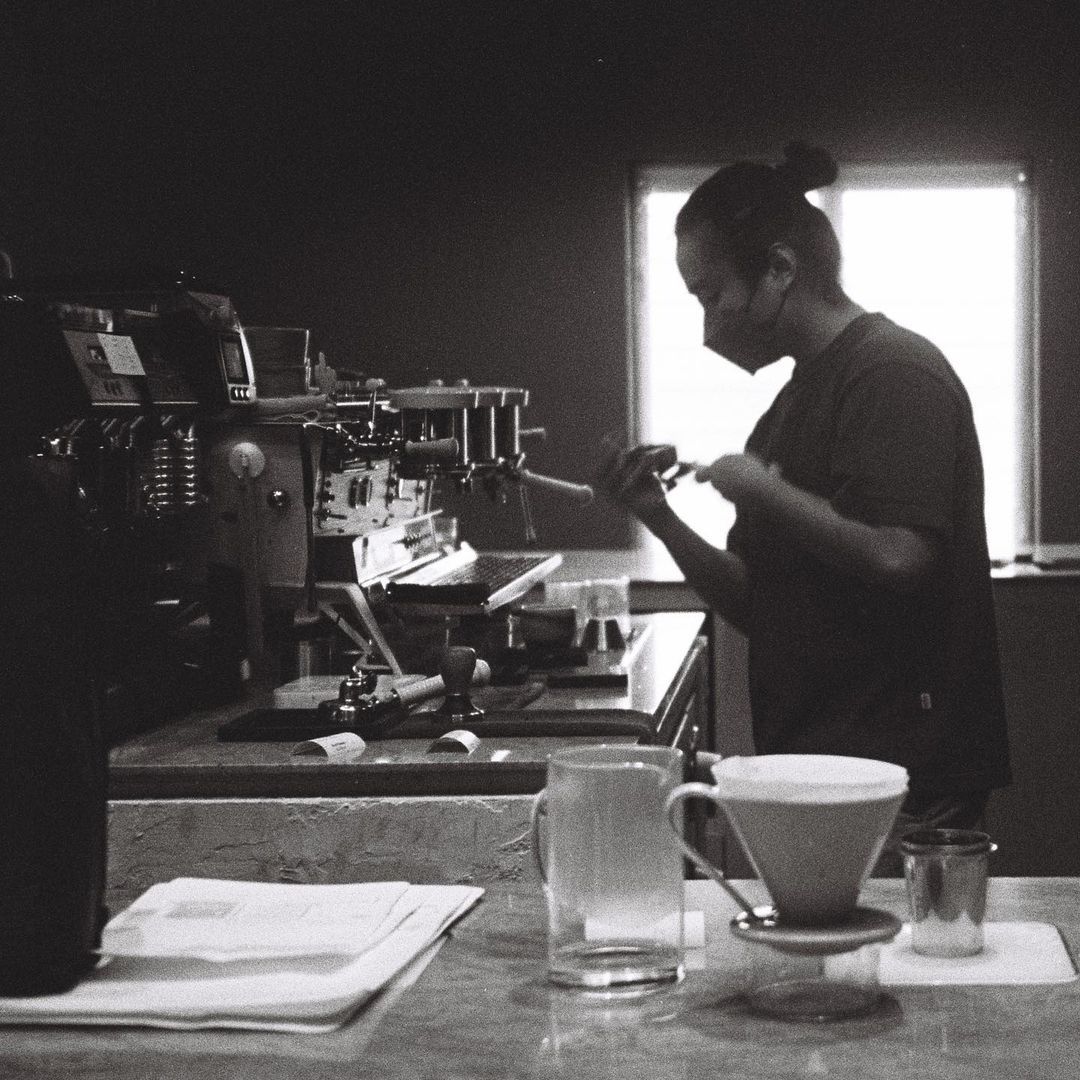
[593,440,670,525]
[694,452,775,503]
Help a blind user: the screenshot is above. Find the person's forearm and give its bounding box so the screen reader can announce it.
[641,504,751,631]
[742,472,937,591]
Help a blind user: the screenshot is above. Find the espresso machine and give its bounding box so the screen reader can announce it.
[1,274,597,734]
[198,375,593,692]
[0,273,260,739]
[0,270,263,993]
[0,273,596,990]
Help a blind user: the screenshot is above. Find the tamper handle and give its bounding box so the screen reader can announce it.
[436,646,485,723]
[441,646,477,695]
[394,657,491,709]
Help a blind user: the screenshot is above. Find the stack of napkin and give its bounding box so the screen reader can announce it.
[0,878,483,1032]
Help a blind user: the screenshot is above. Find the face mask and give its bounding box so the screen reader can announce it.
[704,276,791,373]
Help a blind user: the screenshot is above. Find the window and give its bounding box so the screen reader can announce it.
[631,163,1033,565]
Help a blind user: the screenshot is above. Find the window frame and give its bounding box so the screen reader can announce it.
[628,160,1036,562]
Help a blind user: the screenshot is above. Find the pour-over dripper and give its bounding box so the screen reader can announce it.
[667,755,908,930]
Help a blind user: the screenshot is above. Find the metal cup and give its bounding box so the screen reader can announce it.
[900,829,997,958]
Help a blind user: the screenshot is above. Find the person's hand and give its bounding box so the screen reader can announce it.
[593,440,670,526]
[694,452,775,503]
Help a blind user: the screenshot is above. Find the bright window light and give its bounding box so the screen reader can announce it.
[633,165,1031,565]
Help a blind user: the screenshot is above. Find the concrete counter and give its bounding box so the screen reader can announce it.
[5,877,1080,1078]
[105,613,709,910]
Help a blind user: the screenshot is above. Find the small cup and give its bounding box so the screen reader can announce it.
[543,580,587,639]
[900,828,996,958]
[585,577,631,633]
[578,577,631,653]
[531,744,686,991]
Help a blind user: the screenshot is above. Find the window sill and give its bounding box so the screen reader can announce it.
[993,561,1080,579]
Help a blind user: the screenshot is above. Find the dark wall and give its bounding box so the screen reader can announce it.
[990,577,1080,874]
[4,0,1079,549]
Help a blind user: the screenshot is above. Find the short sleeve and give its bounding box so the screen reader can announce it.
[831,360,959,538]
[726,387,791,559]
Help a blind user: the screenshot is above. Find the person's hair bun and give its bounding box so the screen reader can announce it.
[777,142,838,193]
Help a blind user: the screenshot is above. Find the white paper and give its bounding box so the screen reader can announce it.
[101,879,410,960]
[292,733,366,761]
[0,878,483,1031]
[97,333,146,376]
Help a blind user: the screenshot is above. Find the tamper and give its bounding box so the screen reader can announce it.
[434,646,485,728]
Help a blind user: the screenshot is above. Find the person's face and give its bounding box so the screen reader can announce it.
[676,220,783,374]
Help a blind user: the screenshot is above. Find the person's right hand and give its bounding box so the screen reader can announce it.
[592,440,671,526]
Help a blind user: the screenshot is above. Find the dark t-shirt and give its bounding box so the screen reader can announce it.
[727,312,1012,798]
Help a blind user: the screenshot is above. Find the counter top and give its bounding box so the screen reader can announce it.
[544,546,1080,599]
[103,612,710,912]
[5,876,1080,1079]
[108,612,707,799]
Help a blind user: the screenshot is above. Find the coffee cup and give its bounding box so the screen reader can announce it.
[666,754,908,926]
[583,577,631,649]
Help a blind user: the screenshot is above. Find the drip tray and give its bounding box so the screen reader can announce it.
[219,706,655,743]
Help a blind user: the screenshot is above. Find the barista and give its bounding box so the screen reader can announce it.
[595,143,1012,848]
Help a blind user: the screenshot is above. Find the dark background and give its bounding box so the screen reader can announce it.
[2,0,1078,551]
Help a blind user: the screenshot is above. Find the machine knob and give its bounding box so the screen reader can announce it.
[266,489,289,510]
[227,441,266,479]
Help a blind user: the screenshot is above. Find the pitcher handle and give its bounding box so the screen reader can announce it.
[665,782,759,915]
[530,789,548,883]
